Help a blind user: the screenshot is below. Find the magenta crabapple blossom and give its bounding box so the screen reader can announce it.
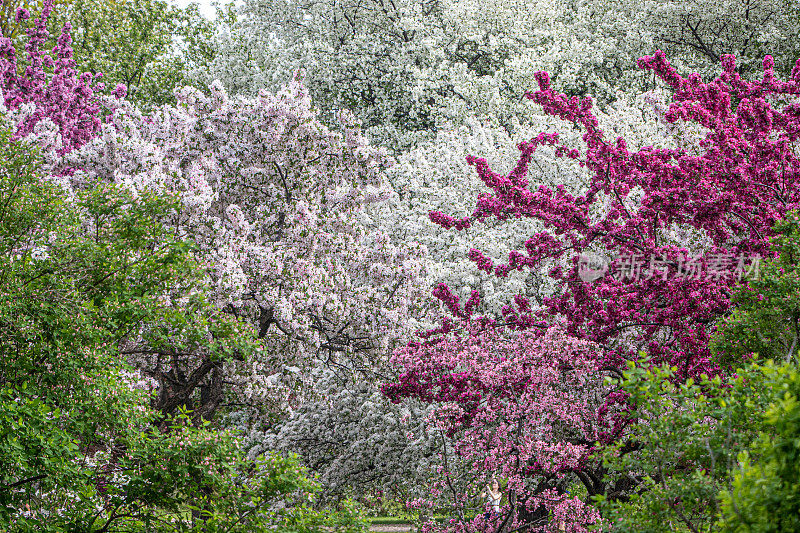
[385,52,800,531]
[327,86,705,508]
[0,0,123,155]
[428,52,800,379]
[378,88,714,330]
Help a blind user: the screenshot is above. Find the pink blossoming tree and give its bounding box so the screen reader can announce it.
[427,51,800,379]
[385,53,800,530]
[384,321,609,532]
[0,0,124,155]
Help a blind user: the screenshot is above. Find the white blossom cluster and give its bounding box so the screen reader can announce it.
[238,366,439,503]
[61,78,430,413]
[197,0,798,151]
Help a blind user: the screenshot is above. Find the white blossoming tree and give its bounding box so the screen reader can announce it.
[241,365,439,505]
[199,0,799,148]
[63,77,430,424]
[613,0,800,78]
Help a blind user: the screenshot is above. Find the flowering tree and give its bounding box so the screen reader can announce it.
[201,0,445,146]
[0,11,371,529]
[384,321,609,532]
[202,0,800,150]
[242,365,439,504]
[1,2,430,502]
[0,117,363,532]
[252,94,681,504]
[426,52,800,378]
[377,117,566,321]
[202,0,649,146]
[377,88,702,323]
[612,0,800,79]
[65,76,429,423]
[384,52,800,530]
[0,0,121,155]
[0,0,72,39]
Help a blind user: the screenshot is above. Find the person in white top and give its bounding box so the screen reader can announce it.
[480,478,502,517]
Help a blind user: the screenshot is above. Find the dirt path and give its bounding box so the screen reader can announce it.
[369,525,414,532]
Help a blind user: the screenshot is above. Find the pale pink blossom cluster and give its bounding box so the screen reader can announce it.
[385,320,612,531]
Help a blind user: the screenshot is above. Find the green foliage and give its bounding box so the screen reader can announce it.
[359,492,415,519]
[711,211,800,367]
[87,413,367,532]
[594,356,787,532]
[719,363,800,533]
[596,357,800,533]
[53,0,215,106]
[597,212,800,532]
[0,120,181,528]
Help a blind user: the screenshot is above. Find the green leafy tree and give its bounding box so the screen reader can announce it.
[708,214,800,532]
[711,211,800,367]
[597,214,800,532]
[594,361,770,533]
[50,0,215,106]
[718,363,800,533]
[597,359,800,533]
